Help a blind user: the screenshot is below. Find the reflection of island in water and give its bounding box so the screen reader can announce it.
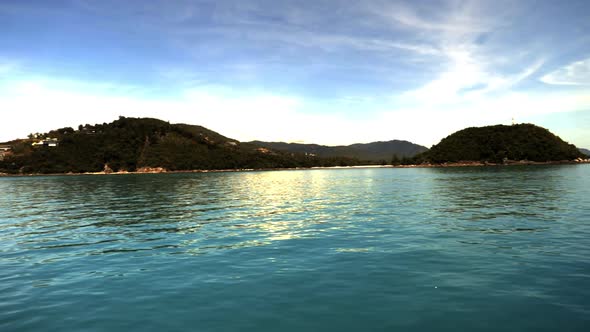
[425,165,571,235]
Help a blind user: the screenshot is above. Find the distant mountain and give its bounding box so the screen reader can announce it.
[580,148,590,156]
[421,124,584,163]
[0,117,362,174]
[249,140,428,162]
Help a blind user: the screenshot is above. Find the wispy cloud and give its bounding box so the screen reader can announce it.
[540,58,590,86]
[1,0,588,148]
[369,0,491,35]
[366,0,546,112]
[164,4,441,58]
[403,51,544,104]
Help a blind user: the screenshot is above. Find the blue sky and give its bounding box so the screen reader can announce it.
[1,0,589,147]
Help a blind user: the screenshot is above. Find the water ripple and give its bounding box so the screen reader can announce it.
[1,166,590,331]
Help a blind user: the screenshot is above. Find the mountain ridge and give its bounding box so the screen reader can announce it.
[248,139,428,162]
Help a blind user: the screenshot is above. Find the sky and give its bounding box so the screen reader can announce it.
[1,0,589,148]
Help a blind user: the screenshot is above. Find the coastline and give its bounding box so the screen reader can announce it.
[1,159,589,178]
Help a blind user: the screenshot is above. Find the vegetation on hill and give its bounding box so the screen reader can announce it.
[580,148,590,156]
[0,117,362,174]
[1,120,584,174]
[249,140,427,163]
[419,124,584,163]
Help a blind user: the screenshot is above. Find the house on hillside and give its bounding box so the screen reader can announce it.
[256,147,271,154]
[79,126,96,134]
[32,138,59,147]
[0,145,12,161]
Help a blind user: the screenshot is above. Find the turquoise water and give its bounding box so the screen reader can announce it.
[1,166,589,331]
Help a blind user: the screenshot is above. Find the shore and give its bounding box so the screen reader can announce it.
[1,159,589,177]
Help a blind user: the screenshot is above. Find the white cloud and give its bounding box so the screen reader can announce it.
[540,58,590,86]
[366,0,555,143]
[0,0,586,147]
[379,89,590,147]
[0,78,353,145]
[0,80,153,138]
[2,76,589,148]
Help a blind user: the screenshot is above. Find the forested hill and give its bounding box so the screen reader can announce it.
[421,124,584,163]
[580,148,590,156]
[2,119,584,174]
[0,117,361,174]
[249,140,428,161]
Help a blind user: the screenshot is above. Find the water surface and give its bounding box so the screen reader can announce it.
[1,166,589,331]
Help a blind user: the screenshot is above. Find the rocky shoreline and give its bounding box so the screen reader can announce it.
[1,159,589,177]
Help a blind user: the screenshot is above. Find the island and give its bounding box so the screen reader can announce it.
[416,124,586,165]
[0,118,587,175]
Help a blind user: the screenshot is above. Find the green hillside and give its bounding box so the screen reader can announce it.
[0,117,361,174]
[421,124,584,163]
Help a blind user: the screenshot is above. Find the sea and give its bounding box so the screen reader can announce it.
[1,165,589,331]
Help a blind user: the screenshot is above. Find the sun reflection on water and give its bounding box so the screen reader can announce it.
[236,170,335,241]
